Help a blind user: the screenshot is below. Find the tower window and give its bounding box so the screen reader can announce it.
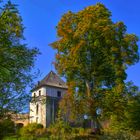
[57,91,61,97]
[36,104,39,115]
[39,90,41,96]
[34,93,36,97]
[36,117,38,123]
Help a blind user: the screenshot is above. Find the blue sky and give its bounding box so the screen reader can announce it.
[12,0,140,87]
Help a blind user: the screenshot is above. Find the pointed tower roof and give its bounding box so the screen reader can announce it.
[32,71,68,91]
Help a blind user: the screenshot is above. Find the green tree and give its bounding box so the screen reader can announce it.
[59,92,85,123]
[51,3,139,120]
[105,82,140,132]
[0,1,39,119]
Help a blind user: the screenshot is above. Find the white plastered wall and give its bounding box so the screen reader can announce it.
[29,87,47,127]
[29,86,67,127]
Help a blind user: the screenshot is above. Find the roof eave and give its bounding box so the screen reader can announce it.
[31,84,68,92]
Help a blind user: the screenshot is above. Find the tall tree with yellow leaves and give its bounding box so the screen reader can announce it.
[51,3,139,120]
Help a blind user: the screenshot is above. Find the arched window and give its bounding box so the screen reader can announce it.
[36,104,39,115]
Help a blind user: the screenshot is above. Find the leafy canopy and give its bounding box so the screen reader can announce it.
[51,3,139,119]
[0,1,39,119]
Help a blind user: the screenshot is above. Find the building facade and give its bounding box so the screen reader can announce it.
[29,71,67,127]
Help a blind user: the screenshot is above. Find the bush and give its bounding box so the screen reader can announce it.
[99,130,138,140]
[71,128,87,136]
[35,128,48,137]
[0,119,15,139]
[48,120,72,140]
[49,121,92,140]
[19,123,46,140]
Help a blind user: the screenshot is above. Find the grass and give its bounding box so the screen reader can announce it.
[3,136,18,140]
[3,136,48,140]
[3,135,99,140]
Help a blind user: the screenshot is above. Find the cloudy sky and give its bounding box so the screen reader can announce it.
[12,0,140,87]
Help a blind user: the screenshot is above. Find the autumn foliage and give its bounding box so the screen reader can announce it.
[51,3,139,134]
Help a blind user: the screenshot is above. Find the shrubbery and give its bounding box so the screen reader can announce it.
[1,118,139,140]
[19,122,92,140]
[0,119,15,140]
[19,123,47,140]
[48,119,72,140]
[99,130,138,140]
[48,119,93,140]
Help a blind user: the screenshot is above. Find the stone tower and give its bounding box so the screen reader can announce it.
[29,71,67,127]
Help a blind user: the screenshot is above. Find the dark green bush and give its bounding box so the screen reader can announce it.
[0,119,15,139]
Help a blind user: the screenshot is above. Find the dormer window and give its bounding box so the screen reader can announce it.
[39,90,41,96]
[57,91,61,97]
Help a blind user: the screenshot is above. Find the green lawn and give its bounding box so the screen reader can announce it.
[3,136,47,140]
[3,135,98,140]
